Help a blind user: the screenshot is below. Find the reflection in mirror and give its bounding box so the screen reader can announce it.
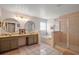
[25,21,35,33]
[7,23,15,33]
[0,18,20,35]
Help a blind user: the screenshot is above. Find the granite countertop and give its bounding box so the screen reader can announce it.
[0,32,38,38]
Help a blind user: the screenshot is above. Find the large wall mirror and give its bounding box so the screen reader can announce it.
[25,21,35,32]
[3,18,20,33]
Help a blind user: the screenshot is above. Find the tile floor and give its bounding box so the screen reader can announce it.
[2,42,62,55]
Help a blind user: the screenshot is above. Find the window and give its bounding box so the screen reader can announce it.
[40,22,46,31]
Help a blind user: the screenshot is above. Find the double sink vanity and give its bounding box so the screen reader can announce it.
[0,19,39,54]
[0,32,39,53]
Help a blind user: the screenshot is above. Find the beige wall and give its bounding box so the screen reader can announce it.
[0,8,47,34]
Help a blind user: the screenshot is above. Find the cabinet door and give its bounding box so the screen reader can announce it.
[69,18,79,52]
[33,35,38,44]
[10,38,18,49]
[59,17,68,48]
[0,38,10,52]
[26,35,34,45]
[18,37,26,47]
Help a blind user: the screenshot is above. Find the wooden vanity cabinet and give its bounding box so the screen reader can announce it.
[26,35,34,45]
[0,37,18,53]
[0,33,39,53]
[0,38,10,53]
[18,36,26,47]
[26,34,38,45]
[10,37,18,49]
[33,34,38,44]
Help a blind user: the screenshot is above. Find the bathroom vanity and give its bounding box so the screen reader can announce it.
[0,33,39,53]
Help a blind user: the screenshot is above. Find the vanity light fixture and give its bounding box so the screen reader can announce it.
[13,15,30,22]
[15,15,27,19]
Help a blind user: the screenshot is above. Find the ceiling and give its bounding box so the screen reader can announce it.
[0,4,79,19]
